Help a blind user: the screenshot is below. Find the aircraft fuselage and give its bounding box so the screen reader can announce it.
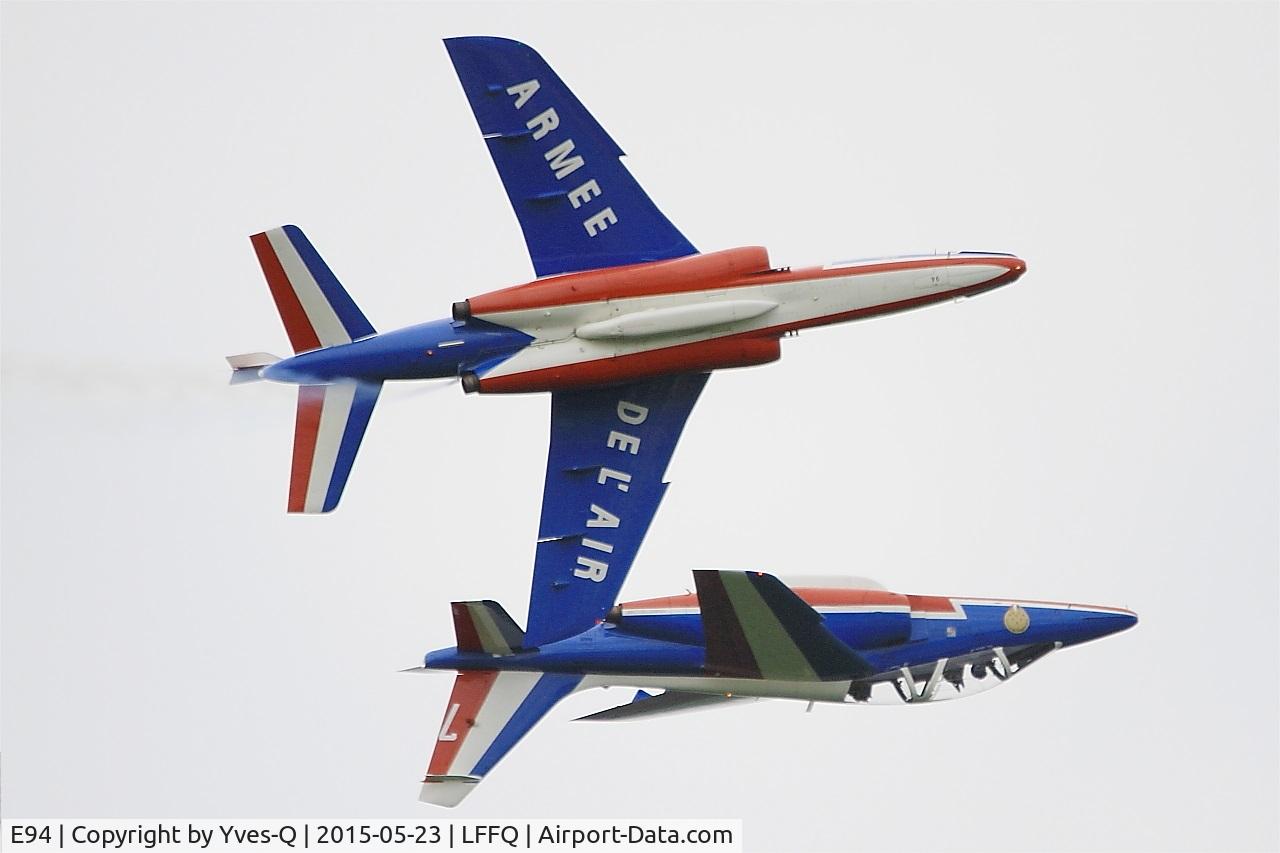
[262,250,1025,391]
[422,586,1134,705]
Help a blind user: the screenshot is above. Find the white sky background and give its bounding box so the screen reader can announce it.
[2,2,1277,851]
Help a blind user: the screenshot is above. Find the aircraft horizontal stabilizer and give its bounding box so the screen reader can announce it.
[421,670,581,807]
[694,570,875,681]
[574,689,756,722]
[287,381,381,513]
[250,225,375,354]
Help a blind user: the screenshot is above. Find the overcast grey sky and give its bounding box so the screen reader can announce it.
[3,3,1277,851]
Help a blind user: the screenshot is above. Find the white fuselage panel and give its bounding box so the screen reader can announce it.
[477,261,1009,380]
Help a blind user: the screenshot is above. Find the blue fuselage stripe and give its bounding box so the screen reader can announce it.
[262,318,531,384]
[425,604,1136,677]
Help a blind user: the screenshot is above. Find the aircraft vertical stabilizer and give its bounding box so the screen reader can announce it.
[694,570,874,680]
[452,600,525,656]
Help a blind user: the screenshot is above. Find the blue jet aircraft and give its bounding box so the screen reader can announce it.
[414,564,1136,806]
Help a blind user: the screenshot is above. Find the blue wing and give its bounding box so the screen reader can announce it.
[444,36,697,277]
[524,373,709,647]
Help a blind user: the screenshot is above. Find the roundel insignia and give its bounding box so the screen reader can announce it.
[1003,604,1030,634]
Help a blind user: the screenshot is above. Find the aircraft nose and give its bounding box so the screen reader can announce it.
[1000,256,1028,285]
[1083,609,1138,639]
[954,254,1027,292]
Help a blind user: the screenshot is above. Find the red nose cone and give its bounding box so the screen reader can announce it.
[986,256,1027,289]
[1006,257,1028,283]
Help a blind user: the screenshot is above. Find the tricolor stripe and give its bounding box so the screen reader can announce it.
[471,674,579,776]
[423,670,581,805]
[440,672,542,777]
[250,225,374,354]
[452,601,524,656]
[287,382,381,513]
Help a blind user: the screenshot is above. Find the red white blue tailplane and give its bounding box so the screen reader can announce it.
[250,225,375,353]
[421,601,580,806]
[241,225,383,513]
[420,670,581,806]
[288,381,381,513]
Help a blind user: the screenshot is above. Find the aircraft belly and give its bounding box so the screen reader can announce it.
[481,338,612,378]
[578,674,852,702]
[476,282,777,342]
[576,299,779,340]
[475,263,1009,381]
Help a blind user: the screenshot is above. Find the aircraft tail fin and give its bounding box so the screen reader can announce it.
[287,381,381,513]
[420,670,581,807]
[249,225,375,354]
[693,570,875,681]
[452,601,525,656]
